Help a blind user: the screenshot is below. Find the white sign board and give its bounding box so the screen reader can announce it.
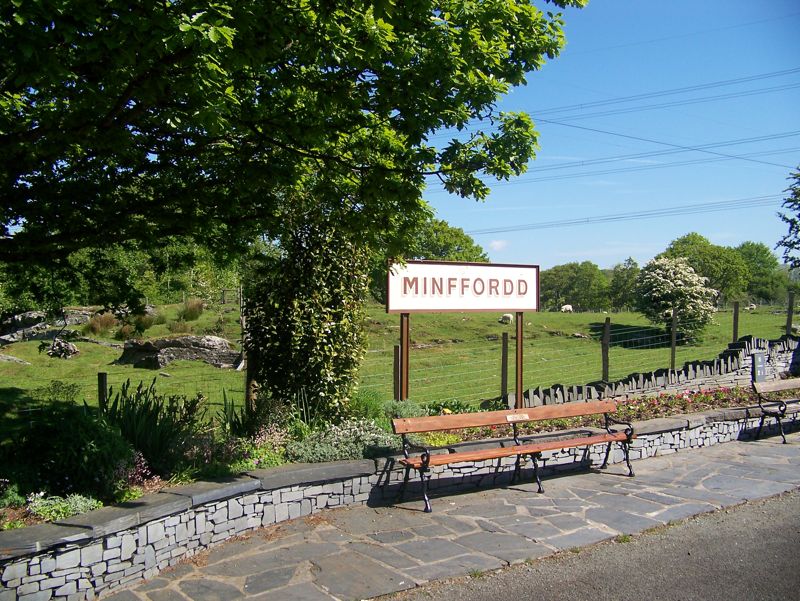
[387,261,539,313]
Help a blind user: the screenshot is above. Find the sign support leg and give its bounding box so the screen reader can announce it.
[400,313,410,400]
[515,312,524,409]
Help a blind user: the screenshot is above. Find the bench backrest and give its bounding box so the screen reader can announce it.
[753,378,800,395]
[392,400,619,435]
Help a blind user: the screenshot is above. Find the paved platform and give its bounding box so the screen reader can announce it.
[105,433,800,601]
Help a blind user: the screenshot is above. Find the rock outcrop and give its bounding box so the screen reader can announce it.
[116,336,240,369]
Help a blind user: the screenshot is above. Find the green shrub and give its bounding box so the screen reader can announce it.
[167,319,192,334]
[83,312,118,336]
[418,431,462,447]
[0,480,25,508]
[348,389,386,421]
[423,399,476,416]
[26,493,102,521]
[16,402,134,499]
[286,418,399,463]
[114,323,136,340]
[178,298,204,322]
[30,380,81,404]
[133,313,157,333]
[100,380,208,476]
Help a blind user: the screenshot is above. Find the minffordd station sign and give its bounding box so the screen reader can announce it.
[387,261,539,313]
[386,260,540,407]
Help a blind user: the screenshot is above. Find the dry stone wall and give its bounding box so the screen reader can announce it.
[515,335,799,407]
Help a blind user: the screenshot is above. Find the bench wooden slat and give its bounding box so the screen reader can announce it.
[392,400,619,434]
[399,431,630,469]
[753,378,800,395]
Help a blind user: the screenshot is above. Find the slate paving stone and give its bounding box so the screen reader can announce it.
[702,476,795,500]
[347,541,420,570]
[541,527,614,550]
[157,564,196,581]
[248,583,335,601]
[204,551,294,577]
[454,531,551,564]
[410,524,452,538]
[651,502,717,524]
[243,566,297,595]
[105,591,142,601]
[204,537,267,565]
[544,514,590,532]
[431,514,479,535]
[654,485,740,507]
[589,493,665,515]
[369,529,415,544]
[311,551,415,599]
[584,507,661,534]
[633,491,687,507]
[403,553,506,583]
[179,579,243,601]
[492,519,562,541]
[135,578,170,592]
[395,537,475,563]
[147,589,188,601]
[448,502,518,519]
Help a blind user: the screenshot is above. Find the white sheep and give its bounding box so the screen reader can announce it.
[498,313,514,324]
[560,304,573,313]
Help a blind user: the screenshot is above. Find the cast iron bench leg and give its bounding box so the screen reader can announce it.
[623,442,635,477]
[529,453,544,493]
[600,441,612,470]
[419,468,432,513]
[511,454,522,485]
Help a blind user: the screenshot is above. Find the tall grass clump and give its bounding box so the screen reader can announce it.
[178,298,205,322]
[100,380,208,476]
[83,312,118,336]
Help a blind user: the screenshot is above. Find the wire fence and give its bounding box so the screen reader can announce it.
[0,302,792,411]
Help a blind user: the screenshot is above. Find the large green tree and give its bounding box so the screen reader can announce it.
[540,261,610,312]
[661,233,749,303]
[2,0,584,293]
[777,168,800,268]
[609,257,639,312]
[734,241,788,304]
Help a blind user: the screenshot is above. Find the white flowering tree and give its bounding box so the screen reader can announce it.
[635,257,717,340]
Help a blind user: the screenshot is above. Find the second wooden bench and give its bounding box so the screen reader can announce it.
[392,399,635,512]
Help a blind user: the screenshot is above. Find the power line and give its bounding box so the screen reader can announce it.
[534,118,795,169]
[537,83,800,122]
[466,195,782,236]
[531,67,800,116]
[424,146,799,192]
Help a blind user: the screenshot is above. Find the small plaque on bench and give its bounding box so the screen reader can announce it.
[506,413,529,422]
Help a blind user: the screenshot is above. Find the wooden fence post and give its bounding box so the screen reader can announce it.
[601,316,611,382]
[786,292,795,337]
[732,301,739,343]
[670,310,678,371]
[98,372,108,407]
[393,345,401,401]
[500,332,509,399]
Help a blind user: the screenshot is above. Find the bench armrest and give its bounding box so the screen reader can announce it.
[401,434,432,466]
[757,396,787,416]
[604,414,634,440]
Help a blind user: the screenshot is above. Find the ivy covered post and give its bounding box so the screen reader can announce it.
[243,214,370,422]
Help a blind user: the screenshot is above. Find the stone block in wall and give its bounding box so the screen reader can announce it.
[0,523,92,562]
[248,460,375,491]
[164,477,261,506]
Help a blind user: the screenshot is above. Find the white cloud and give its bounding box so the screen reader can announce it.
[489,239,509,251]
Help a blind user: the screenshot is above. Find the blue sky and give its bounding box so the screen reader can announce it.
[424,0,800,270]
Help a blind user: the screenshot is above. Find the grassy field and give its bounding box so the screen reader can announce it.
[0,302,790,427]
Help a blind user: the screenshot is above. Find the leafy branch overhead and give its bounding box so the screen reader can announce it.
[1,0,586,269]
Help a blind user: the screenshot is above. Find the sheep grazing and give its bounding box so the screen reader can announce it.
[560,304,574,313]
[498,313,514,324]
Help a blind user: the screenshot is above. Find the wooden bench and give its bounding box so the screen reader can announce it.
[753,378,800,444]
[391,400,635,512]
